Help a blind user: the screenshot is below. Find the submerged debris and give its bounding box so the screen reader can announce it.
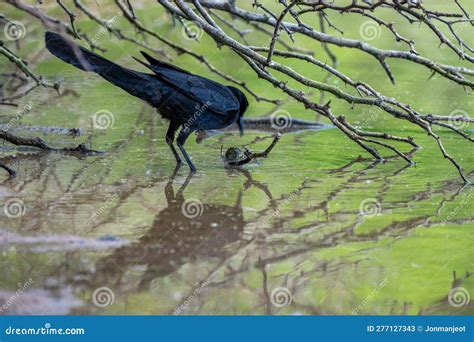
[0,124,85,136]
[0,229,129,253]
[223,146,245,163]
[0,287,82,315]
[197,116,331,143]
[223,133,282,167]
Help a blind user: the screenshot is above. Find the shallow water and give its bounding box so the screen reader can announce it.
[0,108,472,315]
[1,3,473,315]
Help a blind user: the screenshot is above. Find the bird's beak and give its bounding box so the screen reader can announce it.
[238,117,244,137]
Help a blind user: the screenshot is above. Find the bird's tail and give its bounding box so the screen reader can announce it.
[44,31,158,104]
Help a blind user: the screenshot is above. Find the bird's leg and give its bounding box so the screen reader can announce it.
[165,165,181,204]
[166,122,182,165]
[176,171,194,198]
[177,128,197,172]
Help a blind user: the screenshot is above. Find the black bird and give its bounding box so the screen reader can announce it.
[44,31,249,172]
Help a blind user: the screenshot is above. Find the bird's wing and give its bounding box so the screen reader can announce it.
[134,54,239,115]
[141,51,192,75]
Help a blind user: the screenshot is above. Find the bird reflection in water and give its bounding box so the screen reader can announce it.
[94,167,246,290]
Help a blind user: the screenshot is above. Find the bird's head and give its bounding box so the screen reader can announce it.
[227,86,249,136]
